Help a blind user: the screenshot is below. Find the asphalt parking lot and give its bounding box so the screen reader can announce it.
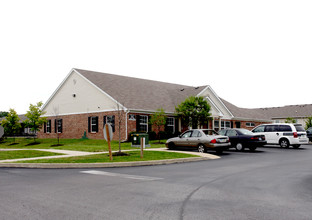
[1,143,312,220]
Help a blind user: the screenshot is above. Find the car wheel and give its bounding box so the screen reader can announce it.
[235,143,244,151]
[279,139,290,148]
[293,144,301,149]
[198,144,206,153]
[249,146,257,152]
[167,142,175,150]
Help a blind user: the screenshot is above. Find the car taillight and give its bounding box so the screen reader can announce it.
[210,139,217,143]
[251,137,259,140]
[293,132,298,138]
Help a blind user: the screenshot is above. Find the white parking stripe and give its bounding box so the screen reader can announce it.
[81,170,163,181]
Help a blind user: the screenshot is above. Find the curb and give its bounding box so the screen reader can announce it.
[0,157,210,169]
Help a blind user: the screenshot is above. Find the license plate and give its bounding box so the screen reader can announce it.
[259,138,262,141]
[219,139,226,143]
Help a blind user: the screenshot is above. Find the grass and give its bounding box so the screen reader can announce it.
[16,150,199,163]
[0,138,166,152]
[0,150,64,160]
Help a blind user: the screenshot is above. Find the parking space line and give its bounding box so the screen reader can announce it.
[80,170,163,181]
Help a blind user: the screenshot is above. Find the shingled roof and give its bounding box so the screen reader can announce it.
[76,69,207,113]
[222,98,312,120]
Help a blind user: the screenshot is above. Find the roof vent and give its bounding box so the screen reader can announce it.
[180,88,184,91]
[195,87,199,89]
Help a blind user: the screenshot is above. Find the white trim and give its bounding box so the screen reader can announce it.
[232,117,273,122]
[197,85,234,118]
[206,96,224,117]
[43,109,118,117]
[128,109,175,115]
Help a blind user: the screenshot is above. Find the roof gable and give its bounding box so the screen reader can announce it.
[43,69,121,116]
[75,69,203,113]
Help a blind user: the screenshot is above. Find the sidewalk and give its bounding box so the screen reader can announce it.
[0,148,220,168]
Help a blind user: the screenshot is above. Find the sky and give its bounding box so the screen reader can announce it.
[1,0,311,114]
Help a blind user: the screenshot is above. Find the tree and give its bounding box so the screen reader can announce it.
[285,117,296,123]
[116,103,126,154]
[1,109,21,142]
[305,116,312,130]
[149,108,167,143]
[0,111,9,118]
[24,102,47,142]
[175,96,211,129]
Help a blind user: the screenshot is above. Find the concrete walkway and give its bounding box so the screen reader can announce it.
[0,148,220,168]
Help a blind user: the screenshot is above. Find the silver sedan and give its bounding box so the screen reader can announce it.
[165,129,230,154]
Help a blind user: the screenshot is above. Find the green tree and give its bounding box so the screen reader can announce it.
[305,116,312,130]
[0,111,9,118]
[24,102,47,142]
[149,108,167,143]
[285,117,296,123]
[175,96,211,129]
[1,108,21,142]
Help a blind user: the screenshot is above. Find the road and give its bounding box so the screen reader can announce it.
[1,144,312,220]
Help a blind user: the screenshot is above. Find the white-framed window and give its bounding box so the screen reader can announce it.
[140,115,148,132]
[104,115,115,132]
[246,122,255,127]
[46,120,51,133]
[166,117,175,133]
[214,120,231,130]
[90,117,98,133]
[55,119,63,133]
[129,114,136,120]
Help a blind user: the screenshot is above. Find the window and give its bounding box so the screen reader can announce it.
[181,131,192,138]
[46,120,51,133]
[279,125,292,132]
[264,125,279,132]
[88,116,98,133]
[139,115,148,132]
[227,130,237,136]
[166,117,175,133]
[55,119,63,133]
[129,114,136,120]
[253,125,264,133]
[191,130,202,137]
[214,120,231,130]
[246,122,255,127]
[104,115,115,132]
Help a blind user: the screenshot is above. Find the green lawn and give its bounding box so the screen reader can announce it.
[16,150,198,163]
[0,138,166,152]
[0,150,64,160]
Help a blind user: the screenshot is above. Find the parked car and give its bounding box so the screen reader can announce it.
[219,128,266,151]
[306,127,312,142]
[165,129,230,154]
[252,123,309,148]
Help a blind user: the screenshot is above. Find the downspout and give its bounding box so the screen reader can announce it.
[124,110,129,142]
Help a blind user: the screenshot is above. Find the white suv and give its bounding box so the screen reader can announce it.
[252,123,309,148]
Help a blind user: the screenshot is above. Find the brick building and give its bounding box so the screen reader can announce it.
[38,68,272,140]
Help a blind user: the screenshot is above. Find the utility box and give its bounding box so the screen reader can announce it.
[131,133,150,147]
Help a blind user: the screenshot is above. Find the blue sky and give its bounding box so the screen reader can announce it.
[1,0,311,113]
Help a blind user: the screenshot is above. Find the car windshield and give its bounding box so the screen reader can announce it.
[237,129,254,135]
[295,125,305,132]
[202,130,218,136]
